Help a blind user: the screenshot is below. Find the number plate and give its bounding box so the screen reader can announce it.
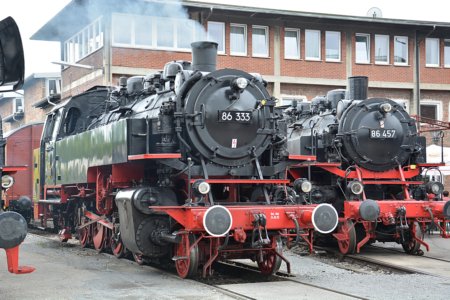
[370,129,396,139]
[218,110,252,123]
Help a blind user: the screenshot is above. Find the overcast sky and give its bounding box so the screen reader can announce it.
[1,0,449,77]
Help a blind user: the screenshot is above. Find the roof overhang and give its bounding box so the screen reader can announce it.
[33,94,62,109]
[32,0,450,43]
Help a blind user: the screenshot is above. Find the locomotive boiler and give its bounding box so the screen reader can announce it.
[34,41,337,278]
[286,76,450,255]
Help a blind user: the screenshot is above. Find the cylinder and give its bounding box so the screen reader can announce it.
[191,41,218,72]
[347,76,368,100]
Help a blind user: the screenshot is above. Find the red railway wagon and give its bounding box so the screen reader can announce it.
[2,122,43,221]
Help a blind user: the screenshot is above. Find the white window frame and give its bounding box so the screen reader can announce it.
[13,97,24,114]
[230,23,247,56]
[325,31,341,62]
[46,78,61,96]
[426,38,440,67]
[449,102,450,121]
[420,100,443,121]
[444,39,450,68]
[207,21,225,54]
[374,34,389,65]
[394,36,408,66]
[284,28,300,59]
[64,17,103,64]
[305,29,321,61]
[355,33,370,64]
[252,25,269,57]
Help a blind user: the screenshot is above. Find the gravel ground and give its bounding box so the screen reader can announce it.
[284,246,450,300]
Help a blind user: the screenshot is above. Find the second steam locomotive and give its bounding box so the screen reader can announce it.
[286,76,450,255]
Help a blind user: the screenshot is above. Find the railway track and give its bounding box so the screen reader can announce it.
[310,241,450,280]
[27,230,367,299]
[202,260,368,300]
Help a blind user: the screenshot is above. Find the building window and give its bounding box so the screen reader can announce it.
[445,40,450,68]
[47,79,61,96]
[156,18,174,48]
[325,31,340,61]
[426,38,440,67]
[394,36,408,65]
[207,22,225,53]
[280,95,307,106]
[111,13,200,52]
[177,19,196,50]
[420,101,442,120]
[64,17,103,63]
[375,34,389,64]
[13,97,24,113]
[284,28,300,59]
[230,24,247,56]
[305,30,320,60]
[135,15,152,47]
[252,25,269,57]
[355,33,370,63]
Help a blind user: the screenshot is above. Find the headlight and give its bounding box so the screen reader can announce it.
[348,180,364,195]
[2,175,14,189]
[293,178,312,193]
[232,77,248,90]
[380,103,392,113]
[425,181,444,195]
[192,180,210,195]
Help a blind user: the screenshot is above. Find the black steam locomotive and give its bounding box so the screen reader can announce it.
[36,41,336,277]
[286,76,450,255]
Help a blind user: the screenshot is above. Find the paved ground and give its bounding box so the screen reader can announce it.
[0,234,232,300]
[367,234,450,278]
[1,232,450,300]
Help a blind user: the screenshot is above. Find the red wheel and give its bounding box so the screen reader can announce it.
[93,223,106,252]
[257,236,282,275]
[111,236,126,258]
[174,234,199,278]
[79,226,89,248]
[337,220,356,255]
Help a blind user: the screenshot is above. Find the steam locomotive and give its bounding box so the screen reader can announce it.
[0,16,34,274]
[286,76,450,254]
[33,41,337,278]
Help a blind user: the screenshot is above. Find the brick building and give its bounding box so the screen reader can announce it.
[30,0,450,186]
[0,73,61,132]
[0,91,24,132]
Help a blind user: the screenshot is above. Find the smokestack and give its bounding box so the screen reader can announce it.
[191,41,218,72]
[347,76,368,100]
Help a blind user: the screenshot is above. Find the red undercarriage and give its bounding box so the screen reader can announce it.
[289,161,450,254]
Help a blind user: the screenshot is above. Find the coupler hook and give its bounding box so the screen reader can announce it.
[251,213,270,248]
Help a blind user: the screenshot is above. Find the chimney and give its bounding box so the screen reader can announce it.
[191,41,218,72]
[347,76,368,100]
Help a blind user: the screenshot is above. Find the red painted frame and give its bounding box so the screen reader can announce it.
[150,205,318,232]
